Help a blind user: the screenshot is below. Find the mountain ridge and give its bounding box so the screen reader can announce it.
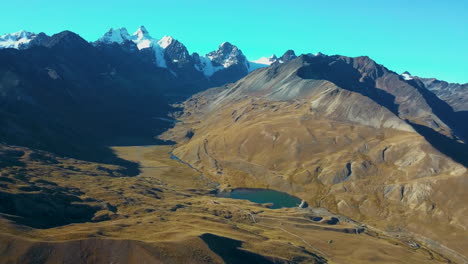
[2,27,466,86]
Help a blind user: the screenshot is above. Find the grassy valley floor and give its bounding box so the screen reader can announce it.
[0,145,457,263]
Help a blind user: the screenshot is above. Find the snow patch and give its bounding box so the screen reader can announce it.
[195,56,223,77]
[153,45,167,68]
[401,72,413,80]
[252,55,277,65]
[0,30,36,49]
[158,36,173,49]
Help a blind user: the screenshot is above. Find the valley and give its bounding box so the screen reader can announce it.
[0,144,459,263]
[0,24,467,264]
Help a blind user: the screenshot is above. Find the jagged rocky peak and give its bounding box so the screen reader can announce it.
[161,36,192,66]
[208,42,247,68]
[279,49,297,63]
[254,51,324,66]
[218,41,237,52]
[97,27,131,44]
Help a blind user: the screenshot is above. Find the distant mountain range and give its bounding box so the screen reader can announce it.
[0,26,466,162]
[2,27,274,88]
[2,26,465,108]
[0,27,305,161]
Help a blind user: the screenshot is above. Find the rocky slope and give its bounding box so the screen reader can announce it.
[400,72,468,112]
[162,54,468,261]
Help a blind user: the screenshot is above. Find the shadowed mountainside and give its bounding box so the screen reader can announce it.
[0,31,176,168]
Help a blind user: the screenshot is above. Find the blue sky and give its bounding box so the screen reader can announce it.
[2,0,467,83]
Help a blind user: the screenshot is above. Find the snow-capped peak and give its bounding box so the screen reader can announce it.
[279,50,297,63]
[401,71,413,80]
[131,26,154,50]
[97,27,131,44]
[133,26,151,40]
[252,54,278,65]
[207,42,245,68]
[11,30,30,39]
[0,30,37,49]
[96,26,169,68]
[158,36,173,49]
[93,26,270,77]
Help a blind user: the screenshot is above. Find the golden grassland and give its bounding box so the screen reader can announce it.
[0,144,458,263]
[160,94,468,263]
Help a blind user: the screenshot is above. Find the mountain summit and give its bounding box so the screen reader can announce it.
[0,30,50,49]
[96,27,256,86]
[208,42,248,68]
[97,27,132,44]
[134,25,150,38]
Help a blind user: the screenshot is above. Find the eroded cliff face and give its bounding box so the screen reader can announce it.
[161,55,468,258]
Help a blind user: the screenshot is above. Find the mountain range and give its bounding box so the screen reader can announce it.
[0,27,312,161]
[0,26,467,263]
[2,26,464,105]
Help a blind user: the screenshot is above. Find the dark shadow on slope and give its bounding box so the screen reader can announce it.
[0,37,180,176]
[0,190,99,229]
[99,115,177,147]
[454,111,468,141]
[0,148,25,168]
[200,233,275,264]
[296,55,468,168]
[297,55,400,116]
[201,233,327,264]
[408,79,468,141]
[0,109,141,176]
[408,122,468,167]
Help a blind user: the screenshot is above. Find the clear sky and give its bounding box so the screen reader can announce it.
[1,0,467,83]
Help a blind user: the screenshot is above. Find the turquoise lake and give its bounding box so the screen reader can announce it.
[217,188,302,209]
